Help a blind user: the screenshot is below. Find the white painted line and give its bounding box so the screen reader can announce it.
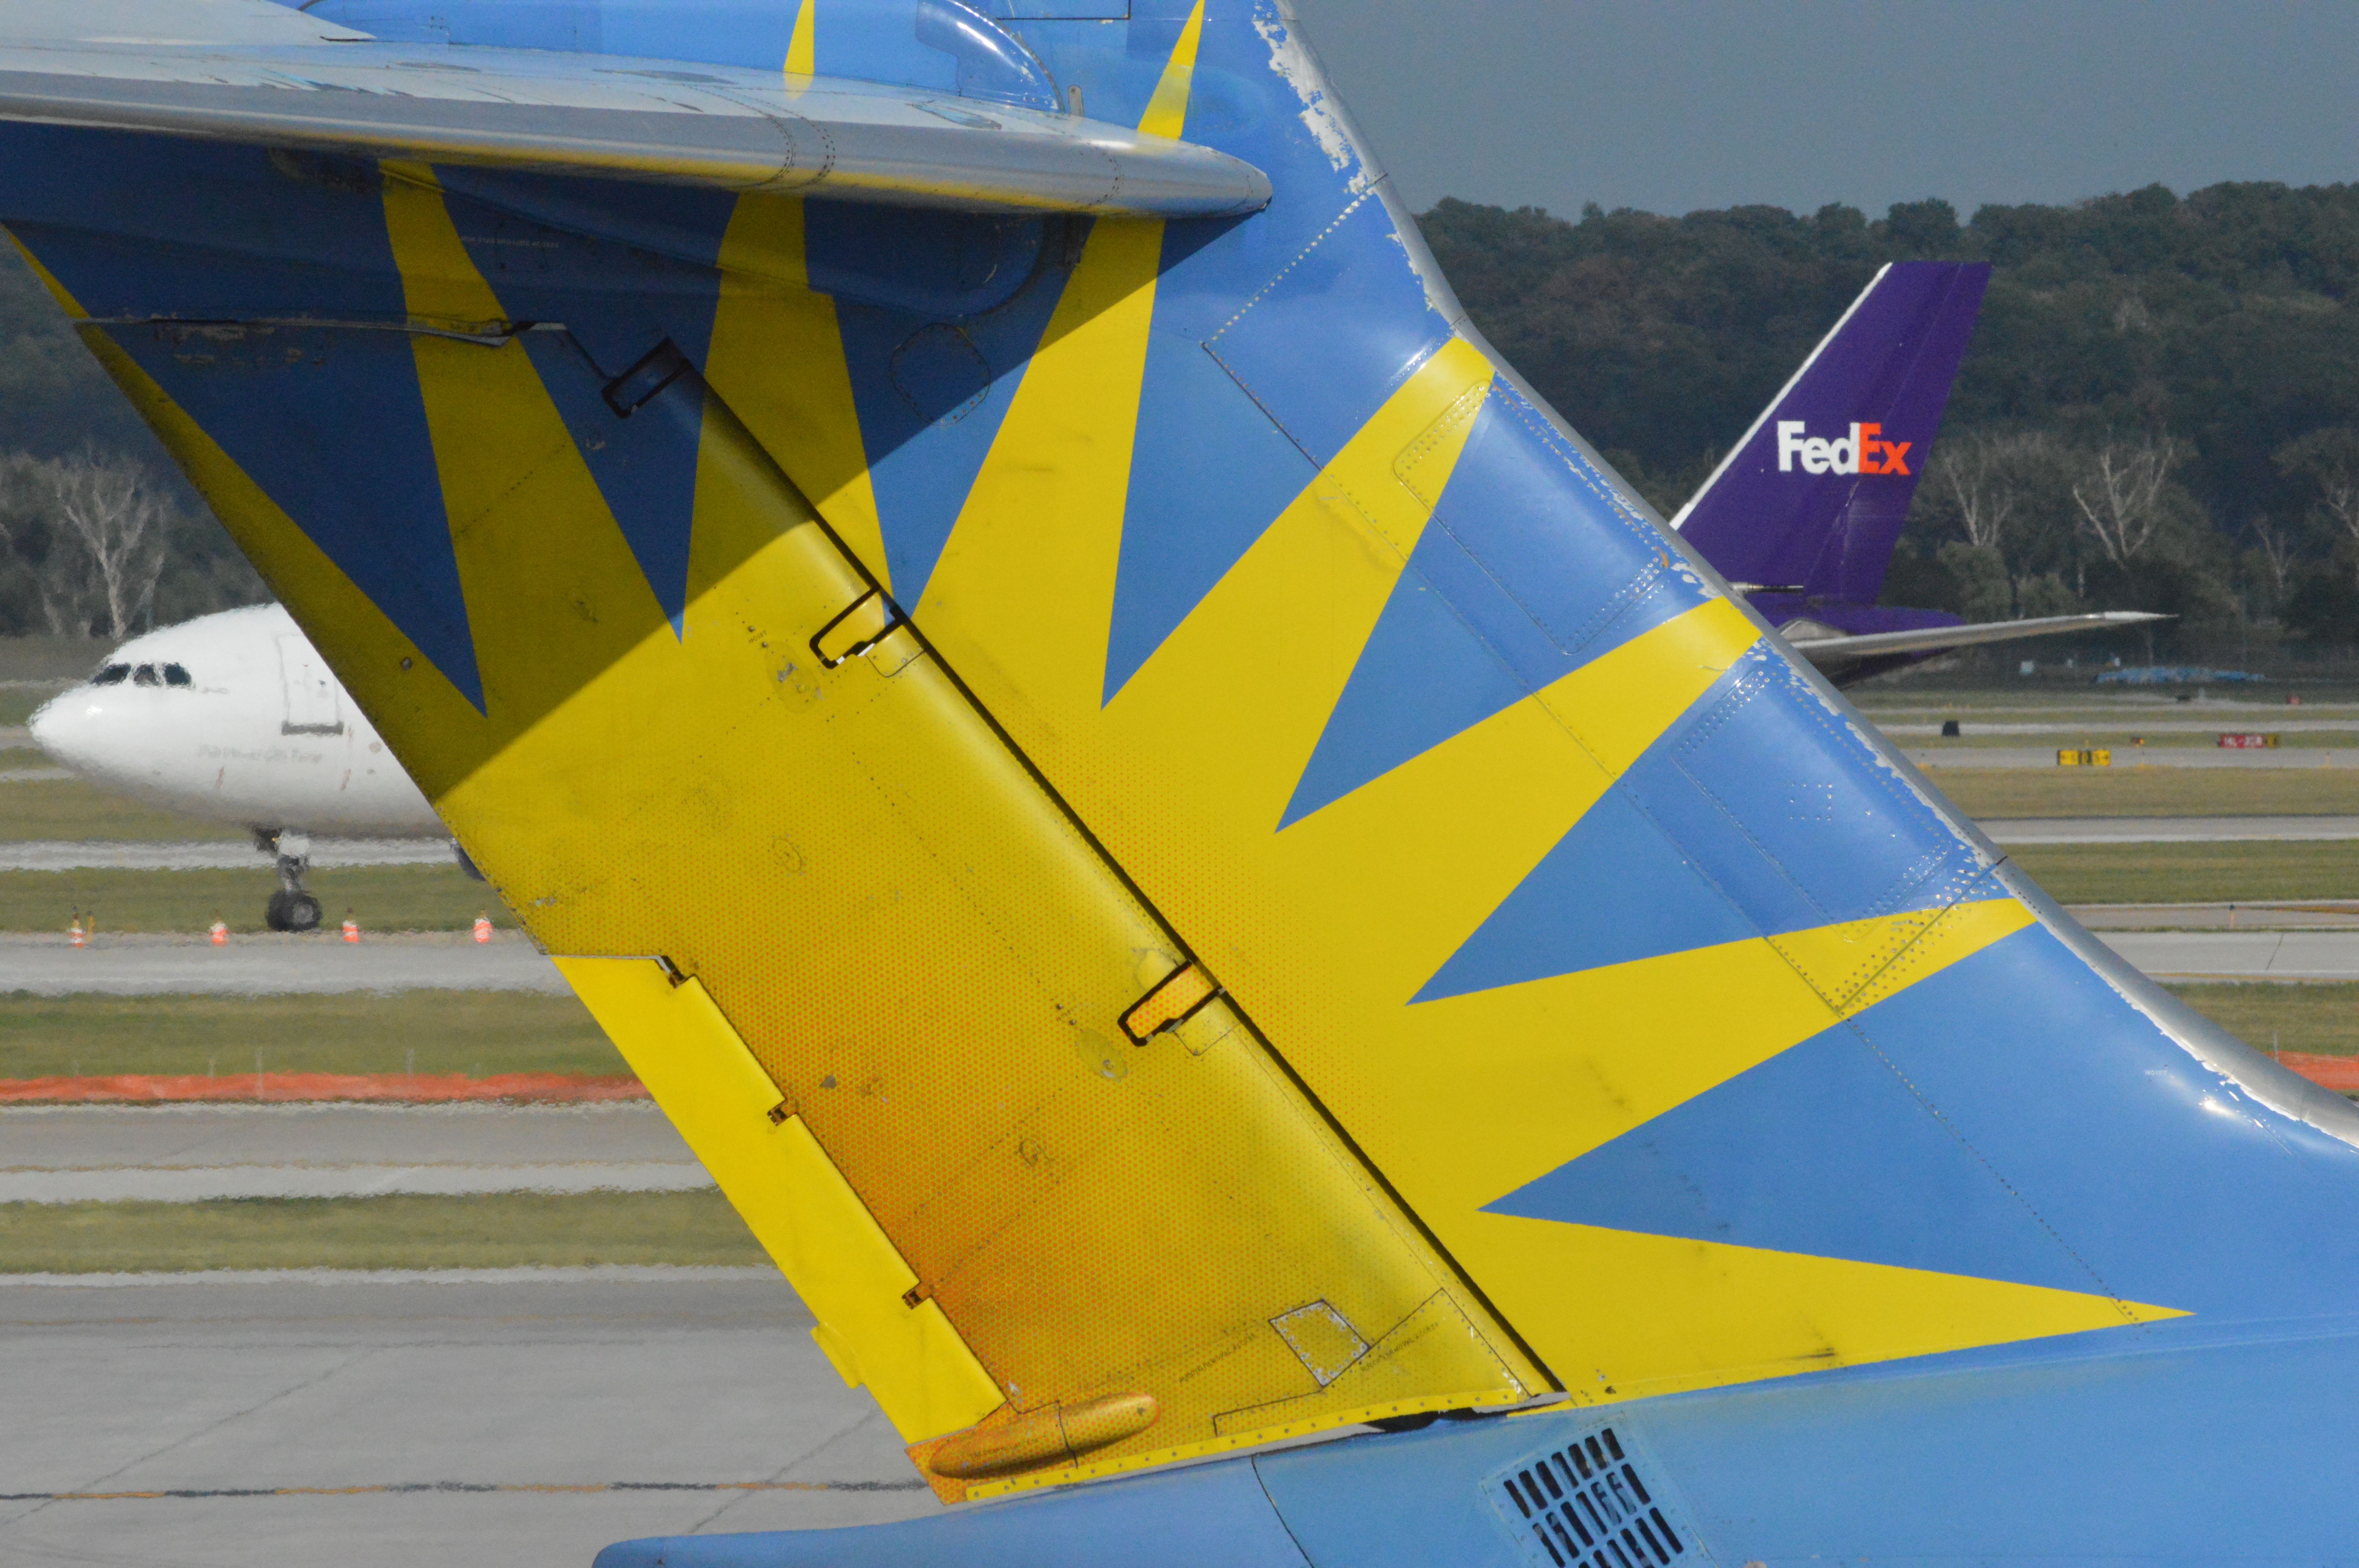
[0,1265,778,1287]
[0,1161,715,1203]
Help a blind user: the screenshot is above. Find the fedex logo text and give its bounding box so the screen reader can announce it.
[1776,421,1911,476]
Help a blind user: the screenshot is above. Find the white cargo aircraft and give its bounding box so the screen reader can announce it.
[28,603,449,931]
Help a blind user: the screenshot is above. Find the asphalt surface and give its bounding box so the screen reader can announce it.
[0,1272,935,1567]
[1985,815,2359,843]
[2096,931,2359,980]
[0,932,569,996]
[0,1103,711,1203]
[0,839,460,872]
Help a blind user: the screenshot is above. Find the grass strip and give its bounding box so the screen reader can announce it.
[2165,982,2359,1058]
[0,1191,764,1274]
[2008,842,2359,904]
[0,864,516,934]
[1922,767,2359,820]
[0,690,64,728]
[0,990,623,1080]
[0,779,248,842]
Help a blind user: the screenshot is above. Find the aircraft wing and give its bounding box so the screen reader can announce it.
[1785,610,2170,670]
[0,1,1269,216]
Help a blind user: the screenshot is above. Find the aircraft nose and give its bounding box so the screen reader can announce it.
[27,688,111,776]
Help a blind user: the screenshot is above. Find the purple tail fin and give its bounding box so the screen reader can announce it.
[1672,261,1988,606]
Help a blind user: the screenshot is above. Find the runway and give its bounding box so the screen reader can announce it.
[0,932,569,996]
[0,1272,934,1567]
[0,1103,710,1203]
[0,839,461,871]
[1911,747,2359,769]
[7,898,2357,998]
[2072,902,2359,931]
[2096,931,2359,980]
[1985,815,2359,843]
[1881,718,2359,736]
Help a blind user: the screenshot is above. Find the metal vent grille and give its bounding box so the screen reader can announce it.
[1486,1427,1689,1568]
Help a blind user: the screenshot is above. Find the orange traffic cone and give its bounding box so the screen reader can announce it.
[341,912,360,944]
[67,914,84,949]
[473,913,493,945]
[209,915,228,947]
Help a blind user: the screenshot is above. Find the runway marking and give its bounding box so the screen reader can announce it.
[0,1479,928,1502]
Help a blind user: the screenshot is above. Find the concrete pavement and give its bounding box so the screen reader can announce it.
[0,932,569,996]
[1986,816,2359,843]
[0,1272,934,1567]
[2095,931,2359,981]
[1881,718,2359,736]
[2070,902,2359,931]
[0,1102,711,1203]
[0,839,461,871]
[1912,747,2359,769]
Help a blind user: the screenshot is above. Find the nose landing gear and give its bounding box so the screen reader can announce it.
[256,829,324,933]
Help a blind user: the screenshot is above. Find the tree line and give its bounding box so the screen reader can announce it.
[9,181,2359,652]
[0,248,262,641]
[1421,183,2359,657]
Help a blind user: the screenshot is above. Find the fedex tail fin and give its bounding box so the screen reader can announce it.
[1672,261,1987,604]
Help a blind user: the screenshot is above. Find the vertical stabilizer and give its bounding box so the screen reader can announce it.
[1673,261,1987,604]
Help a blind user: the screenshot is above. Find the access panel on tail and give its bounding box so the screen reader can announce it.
[7,2,2359,1564]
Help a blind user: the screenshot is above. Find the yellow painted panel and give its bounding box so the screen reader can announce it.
[205,172,1550,1495]
[558,956,1004,1440]
[1137,0,1206,140]
[1452,1213,2183,1405]
[784,0,816,77]
[43,24,2127,1483]
[916,213,1167,733]
[1352,900,2037,1219]
[705,193,891,590]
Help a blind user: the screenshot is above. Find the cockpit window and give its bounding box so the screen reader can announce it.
[91,664,130,686]
[132,664,160,687]
[162,664,192,688]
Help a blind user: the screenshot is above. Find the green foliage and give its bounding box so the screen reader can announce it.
[1423,181,2359,650]
[0,249,264,637]
[1937,542,2012,622]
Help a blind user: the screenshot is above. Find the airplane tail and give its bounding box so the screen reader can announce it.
[1672,261,1988,604]
[6,4,2359,1563]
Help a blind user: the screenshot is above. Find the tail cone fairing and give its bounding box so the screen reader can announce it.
[5,2,2359,1564]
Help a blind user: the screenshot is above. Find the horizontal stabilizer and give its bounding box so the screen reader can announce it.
[0,5,1270,216]
[1785,610,2169,670]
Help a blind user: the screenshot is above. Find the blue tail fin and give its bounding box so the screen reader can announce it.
[7,5,2359,1566]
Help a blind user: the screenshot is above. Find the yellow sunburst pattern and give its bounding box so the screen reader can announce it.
[9,0,2189,1511]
